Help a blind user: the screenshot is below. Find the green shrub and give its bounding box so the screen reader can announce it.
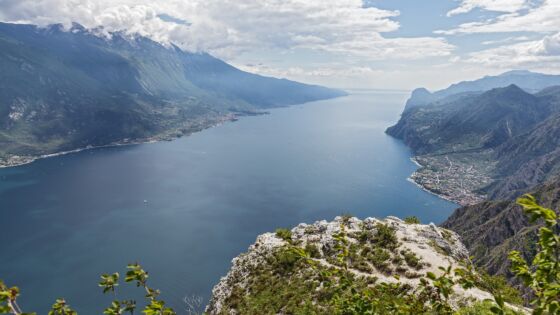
[273,246,302,271]
[340,213,353,225]
[401,249,422,269]
[404,216,421,224]
[275,228,292,242]
[357,229,373,244]
[455,300,522,315]
[304,243,321,259]
[372,223,399,250]
[475,271,522,305]
[368,248,391,272]
[507,195,560,314]
[441,229,454,243]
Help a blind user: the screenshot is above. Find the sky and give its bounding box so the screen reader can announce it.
[0,0,559,90]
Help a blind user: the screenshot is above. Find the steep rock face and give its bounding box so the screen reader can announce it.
[206,216,494,314]
[442,178,560,278]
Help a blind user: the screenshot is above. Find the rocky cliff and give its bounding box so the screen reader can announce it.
[206,216,503,314]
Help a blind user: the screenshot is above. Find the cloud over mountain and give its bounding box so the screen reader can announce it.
[0,0,453,60]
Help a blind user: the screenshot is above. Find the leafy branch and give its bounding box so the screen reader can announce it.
[1,264,176,315]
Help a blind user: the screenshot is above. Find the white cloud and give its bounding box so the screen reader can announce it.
[542,32,560,55]
[460,32,560,68]
[447,0,528,16]
[481,36,531,45]
[439,0,560,34]
[0,0,453,61]
[236,63,385,79]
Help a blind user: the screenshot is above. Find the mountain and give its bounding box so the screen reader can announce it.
[385,82,560,205]
[0,22,345,166]
[389,73,560,288]
[442,177,560,281]
[405,70,560,111]
[487,113,560,199]
[387,85,555,155]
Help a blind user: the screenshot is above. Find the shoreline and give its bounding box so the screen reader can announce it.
[407,157,458,205]
[1,103,477,209]
[0,112,247,169]
[406,176,460,205]
[407,156,485,207]
[0,140,159,169]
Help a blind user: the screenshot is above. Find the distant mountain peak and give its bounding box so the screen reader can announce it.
[411,87,431,95]
[69,22,86,32]
[499,70,536,76]
[403,70,560,110]
[480,84,532,100]
[499,83,524,92]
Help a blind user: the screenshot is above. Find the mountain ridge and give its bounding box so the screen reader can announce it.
[405,70,560,111]
[0,22,346,167]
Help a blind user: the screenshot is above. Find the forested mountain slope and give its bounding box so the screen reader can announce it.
[0,22,345,166]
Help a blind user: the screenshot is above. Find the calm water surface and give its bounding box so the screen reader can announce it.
[0,90,457,313]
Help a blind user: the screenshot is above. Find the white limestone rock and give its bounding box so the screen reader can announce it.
[206,216,505,314]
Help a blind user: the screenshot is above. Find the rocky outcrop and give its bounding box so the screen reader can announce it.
[206,216,497,314]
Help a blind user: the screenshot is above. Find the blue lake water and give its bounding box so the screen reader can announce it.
[0,90,457,313]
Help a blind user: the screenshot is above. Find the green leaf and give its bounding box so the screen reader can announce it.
[0,305,12,313]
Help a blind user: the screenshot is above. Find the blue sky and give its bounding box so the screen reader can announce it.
[1,0,559,90]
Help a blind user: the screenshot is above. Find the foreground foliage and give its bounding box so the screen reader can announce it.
[508,195,560,314]
[1,264,175,315]
[221,222,523,315]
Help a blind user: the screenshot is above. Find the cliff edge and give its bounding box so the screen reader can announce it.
[206,216,509,314]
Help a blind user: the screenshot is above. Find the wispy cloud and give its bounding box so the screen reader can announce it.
[446,0,529,17]
[458,32,560,68]
[439,0,560,34]
[481,36,531,45]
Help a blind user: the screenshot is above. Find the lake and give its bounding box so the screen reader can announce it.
[0,90,457,313]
